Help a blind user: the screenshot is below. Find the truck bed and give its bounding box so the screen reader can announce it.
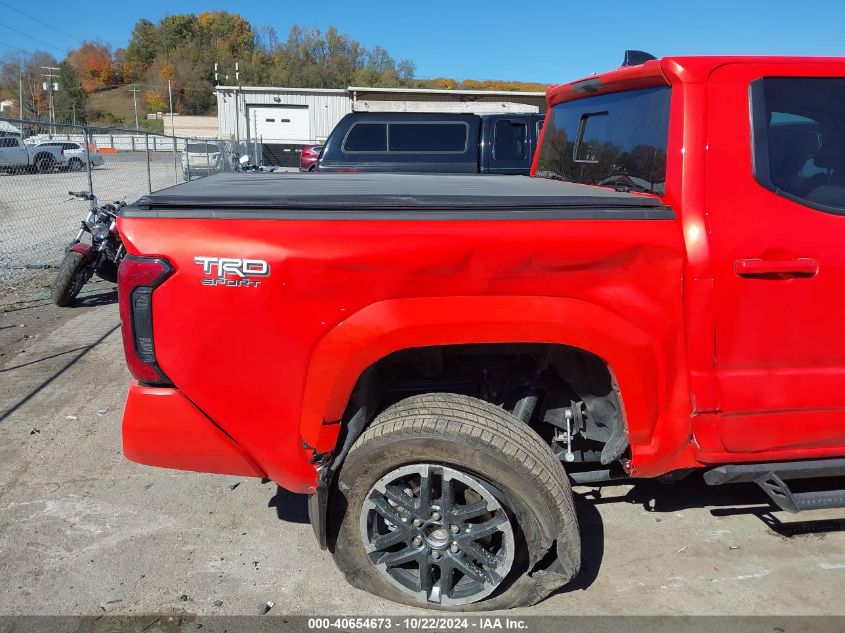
[117,168,683,493]
[125,172,672,220]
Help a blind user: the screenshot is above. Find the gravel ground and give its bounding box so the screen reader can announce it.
[1,278,844,620]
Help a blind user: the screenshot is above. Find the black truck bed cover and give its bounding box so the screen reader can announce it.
[125,172,672,220]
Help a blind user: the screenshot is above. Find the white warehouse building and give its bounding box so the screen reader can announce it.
[214,85,547,166]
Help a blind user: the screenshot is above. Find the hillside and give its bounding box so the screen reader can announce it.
[86,88,165,132]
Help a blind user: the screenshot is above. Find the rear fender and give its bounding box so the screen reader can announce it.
[300,295,663,455]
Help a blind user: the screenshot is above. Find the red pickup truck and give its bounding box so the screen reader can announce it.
[116,54,845,610]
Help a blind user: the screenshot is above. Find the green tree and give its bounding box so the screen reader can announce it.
[157,14,198,54]
[53,62,87,124]
[123,19,158,81]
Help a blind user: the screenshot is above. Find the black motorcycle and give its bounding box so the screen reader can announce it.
[51,191,126,306]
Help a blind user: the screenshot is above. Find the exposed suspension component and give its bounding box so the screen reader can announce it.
[547,400,586,463]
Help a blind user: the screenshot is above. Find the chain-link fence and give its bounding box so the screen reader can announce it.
[0,116,239,283]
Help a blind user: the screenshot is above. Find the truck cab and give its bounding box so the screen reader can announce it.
[316,111,543,174]
[0,136,64,173]
[0,136,31,170]
[533,56,845,466]
[479,113,545,174]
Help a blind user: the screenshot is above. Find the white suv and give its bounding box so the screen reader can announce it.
[181,141,230,179]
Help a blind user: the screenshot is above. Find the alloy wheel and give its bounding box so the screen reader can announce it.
[359,464,515,606]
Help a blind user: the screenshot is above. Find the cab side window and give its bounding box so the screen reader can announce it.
[751,77,845,213]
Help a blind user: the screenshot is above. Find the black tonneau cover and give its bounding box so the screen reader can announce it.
[125,172,672,220]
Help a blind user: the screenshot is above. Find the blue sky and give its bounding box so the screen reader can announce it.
[1,0,844,84]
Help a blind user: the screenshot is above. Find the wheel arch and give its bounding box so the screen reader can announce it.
[300,295,663,454]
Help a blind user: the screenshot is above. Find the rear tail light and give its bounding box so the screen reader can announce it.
[118,255,173,385]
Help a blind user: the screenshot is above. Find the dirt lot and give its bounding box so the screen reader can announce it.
[1,274,844,618]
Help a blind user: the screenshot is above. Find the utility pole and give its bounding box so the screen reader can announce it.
[235,62,241,150]
[18,59,24,121]
[129,83,141,130]
[168,79,177,180]
[167,79,174,135]
[41,66,60,130]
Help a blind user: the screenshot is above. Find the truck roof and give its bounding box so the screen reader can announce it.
[126,172,671,220]
[547,55,845,107]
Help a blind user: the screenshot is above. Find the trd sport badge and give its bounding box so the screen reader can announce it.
[194,256,270,288]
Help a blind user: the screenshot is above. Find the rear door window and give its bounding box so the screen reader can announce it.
[343,123,387,152]
[751,77,845,214]
[535,86,671,194]
[186,142,219,153]
[387,123,467,152]
[493,119,528,161]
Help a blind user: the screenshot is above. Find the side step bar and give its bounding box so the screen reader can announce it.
[703,458,845,514]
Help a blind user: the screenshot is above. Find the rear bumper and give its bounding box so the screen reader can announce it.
[184,159,223,170]
[122,381,265,477]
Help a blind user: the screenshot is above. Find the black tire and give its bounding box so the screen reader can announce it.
[51,250,90,306]
[330,393,580,610]
[68,158,84,172]
[34,154,55,174]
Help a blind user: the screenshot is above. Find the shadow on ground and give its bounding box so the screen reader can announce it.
[587,472,845,536]
[268,485,310,524]
[75,289,118,307]
[0,322,120,423]
[554,471,845,595]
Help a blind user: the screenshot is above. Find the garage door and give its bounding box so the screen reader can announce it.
[250,106,310,143]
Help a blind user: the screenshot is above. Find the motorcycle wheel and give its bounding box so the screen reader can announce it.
[51,250,91,307]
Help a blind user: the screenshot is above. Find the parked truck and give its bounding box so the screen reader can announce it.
[316,112,545,174]
[0,136,66,173]
[116,53,845,610]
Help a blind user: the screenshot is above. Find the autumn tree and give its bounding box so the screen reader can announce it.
[67,42,116,92]
[145,89,166,112]
[432,77,458,90]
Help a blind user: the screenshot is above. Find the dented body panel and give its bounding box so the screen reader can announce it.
[119,212,686,491]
